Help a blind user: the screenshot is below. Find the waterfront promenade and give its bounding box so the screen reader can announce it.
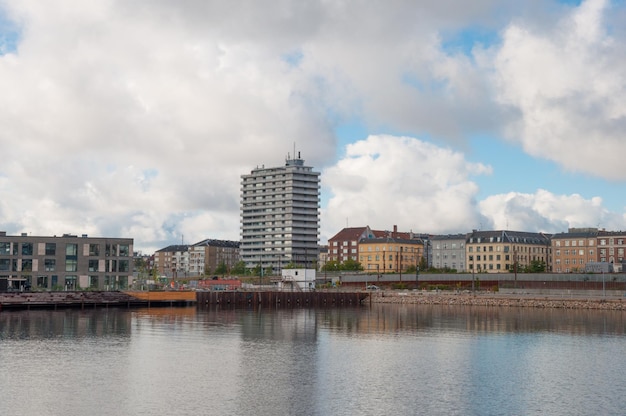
[369,290,626,310]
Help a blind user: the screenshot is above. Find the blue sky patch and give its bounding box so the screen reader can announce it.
[440,26,500,59]
[0,10,20,55]
[282,49,303,68]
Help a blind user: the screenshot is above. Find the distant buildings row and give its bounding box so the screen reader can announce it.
[326,226,626,274]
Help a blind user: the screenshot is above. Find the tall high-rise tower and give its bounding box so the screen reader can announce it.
[240,152,320,272]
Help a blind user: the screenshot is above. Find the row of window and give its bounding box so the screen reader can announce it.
[360,254,418,262]
[554,240,595,247]
[435,253,459,259]
[0,242,130,257]
[555,259,585,265]
[1,275,129,290]
[555,249,593,256]
[0,259,129,272]
[434,243,464,249]
[469,254,511,262]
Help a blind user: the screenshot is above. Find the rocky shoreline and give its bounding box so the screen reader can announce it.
[369,291,626,310]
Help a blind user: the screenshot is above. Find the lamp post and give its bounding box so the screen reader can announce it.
[471,255,475,292]
[399,246,402,283]
[416,266,419,290]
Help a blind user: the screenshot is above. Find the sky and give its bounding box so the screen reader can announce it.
[0,0,625,254]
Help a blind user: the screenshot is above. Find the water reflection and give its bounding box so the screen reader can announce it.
[327,304,626,337]
[0,305,625,416]
[0,309,132,340]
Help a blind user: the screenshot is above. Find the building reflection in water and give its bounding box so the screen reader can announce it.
[0,309,132,340]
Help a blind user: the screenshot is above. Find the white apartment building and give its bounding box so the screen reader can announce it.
[240,153,320,272]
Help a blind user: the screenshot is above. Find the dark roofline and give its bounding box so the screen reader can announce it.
[192,239,240,248]
[155,244,190,253]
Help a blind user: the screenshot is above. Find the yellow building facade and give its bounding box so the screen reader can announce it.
[358,238,424,273]
[466,230,550,273]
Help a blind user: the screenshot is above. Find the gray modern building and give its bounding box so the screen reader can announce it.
[0,232,133,291]
[240,153,320,272]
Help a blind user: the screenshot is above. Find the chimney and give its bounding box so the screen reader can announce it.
[393,225,397,238]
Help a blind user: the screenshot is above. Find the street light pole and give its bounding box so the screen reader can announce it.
[399,246,402,283]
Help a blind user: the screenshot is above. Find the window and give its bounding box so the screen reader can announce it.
[65,276,77,290]
[0,242,10,255]
[65,259,77,272]
[45,243,56,256]
[37,275,48,289]
[44,259,56,271]
[106,244,117,256]
[22,259,33,272]
[0,259,9,271]
[88,260,99,272]
[22,243,33,256]
[119,244,130,256]
[66,244,78,256]
[89,276,99,289]
[89,244,100,256]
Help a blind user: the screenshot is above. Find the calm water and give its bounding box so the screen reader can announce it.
[1,304,626,416]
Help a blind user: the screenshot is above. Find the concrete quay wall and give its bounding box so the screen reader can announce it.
[369,291,626,310]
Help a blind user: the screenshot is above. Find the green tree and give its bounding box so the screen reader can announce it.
[340,258,363,271]
[215,262,228,275]
[527,260,546,273]
[231,261,247,276]
[322,260,340,272]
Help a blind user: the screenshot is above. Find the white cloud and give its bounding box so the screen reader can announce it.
[0,0,624,253]
[492,0,626,180]
[321,135,492,241]
[479,189,624,233]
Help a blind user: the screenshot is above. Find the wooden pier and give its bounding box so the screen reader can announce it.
[196,290,368,308]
